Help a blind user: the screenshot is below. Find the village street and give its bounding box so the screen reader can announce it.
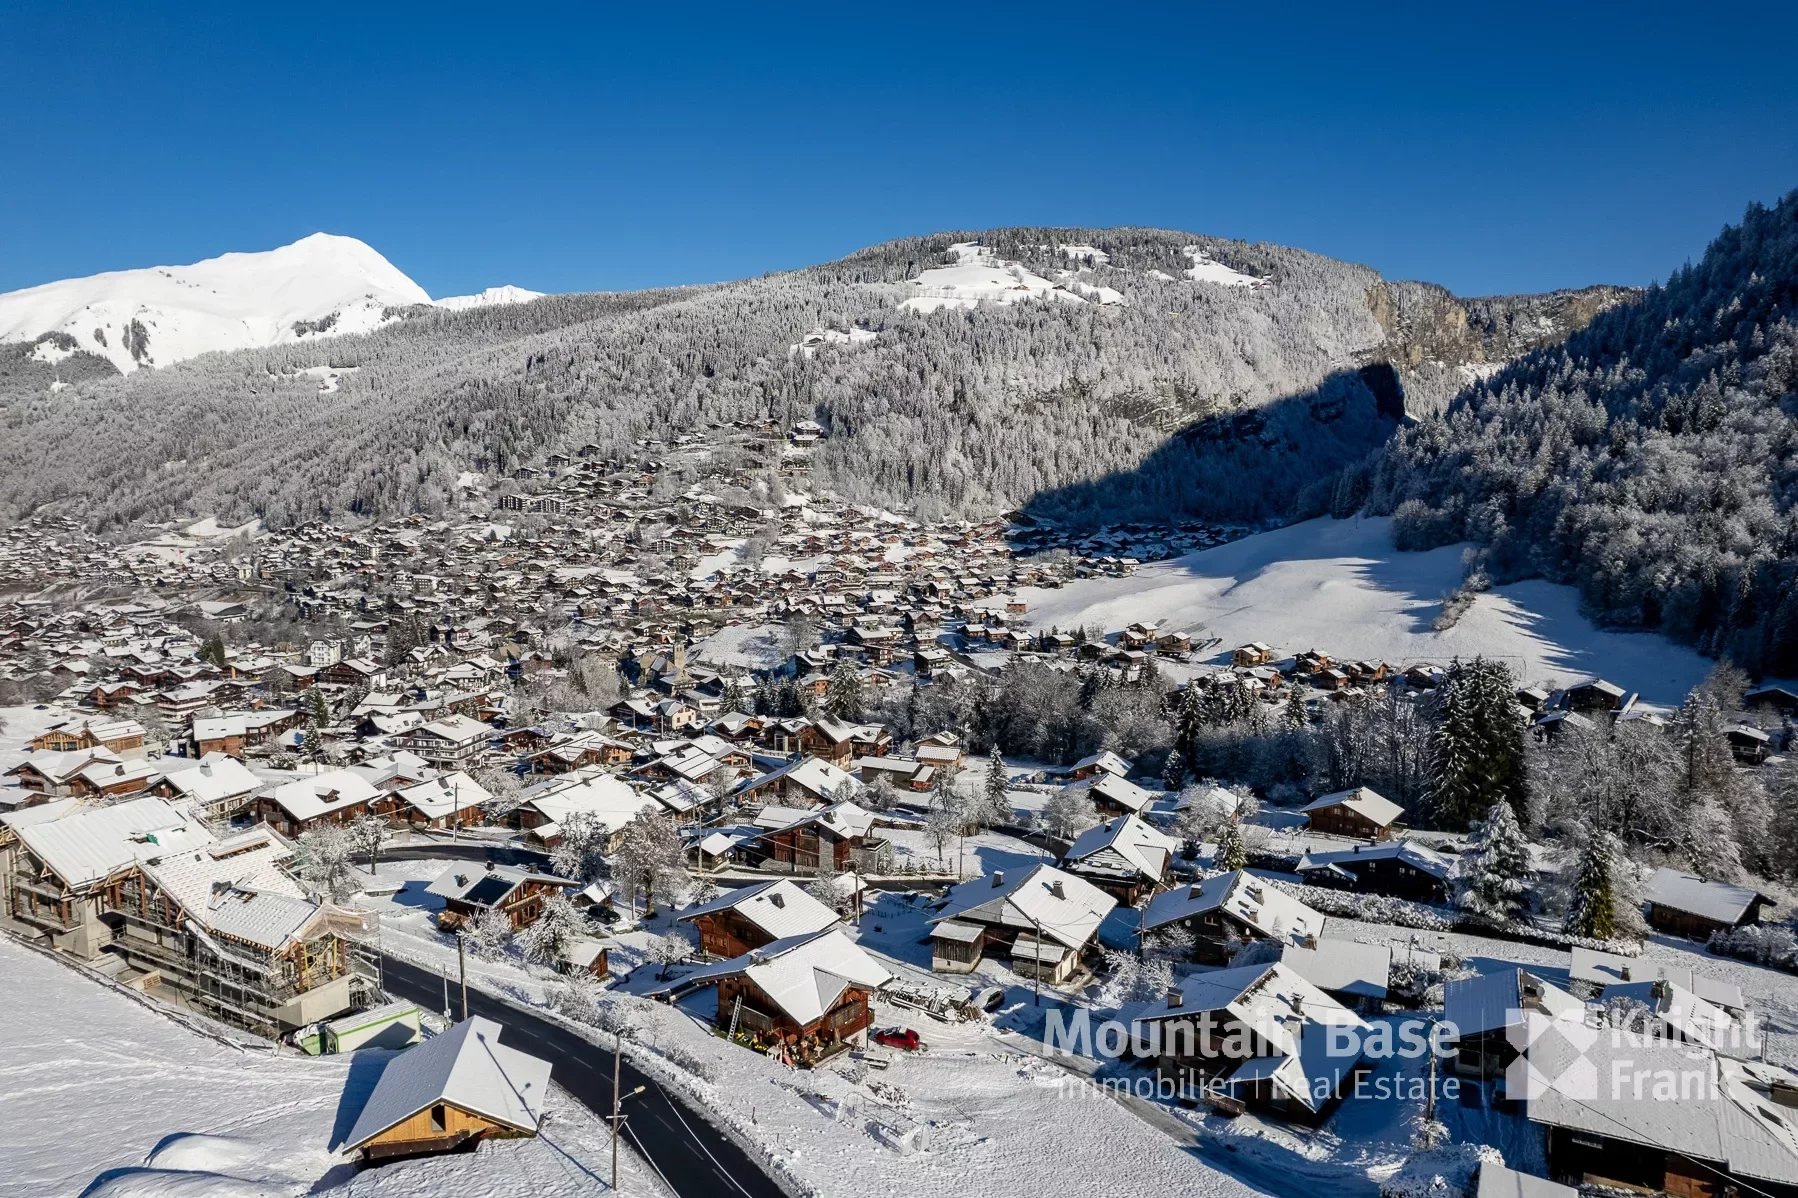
[377,954,789,1198]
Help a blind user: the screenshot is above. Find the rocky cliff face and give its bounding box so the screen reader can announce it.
[1366,280,1641,414]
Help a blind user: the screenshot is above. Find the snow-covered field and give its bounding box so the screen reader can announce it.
[900,243,1125,314]
[0,939,664,1198]
[692,622,790,670]
[992,516,1721,705]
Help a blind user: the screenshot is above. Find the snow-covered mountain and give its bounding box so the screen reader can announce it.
[0,233,437,373]
[434,284,544,312]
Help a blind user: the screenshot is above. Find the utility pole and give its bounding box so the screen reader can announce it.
[457,930,468,1021]
[611,1034,622,1190]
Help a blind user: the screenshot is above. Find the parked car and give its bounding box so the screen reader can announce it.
[873,1027,926,1052]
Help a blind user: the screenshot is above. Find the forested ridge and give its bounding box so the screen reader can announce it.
[1368,192,1798,675]
[0,227,1614,534]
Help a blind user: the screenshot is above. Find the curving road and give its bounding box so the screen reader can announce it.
[377,954,788,1198]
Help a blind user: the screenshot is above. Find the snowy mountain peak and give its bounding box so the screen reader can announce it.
[433,284,545,312]
[0,233,433,374]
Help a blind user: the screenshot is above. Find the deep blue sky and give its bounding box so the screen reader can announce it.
[3,2,1795,299]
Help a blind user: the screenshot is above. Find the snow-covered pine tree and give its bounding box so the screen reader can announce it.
[982,744,1011,828]
[467,904,516,960]
[1428,657,1529,831]
[519,894,585,968]
[1456,801,1532,926]
[1564,829,1620,940]
[1216,817,1249,872]
[1161,749,1185,790]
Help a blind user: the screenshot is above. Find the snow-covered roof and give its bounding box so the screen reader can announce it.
[1476,1164,1577,1198]
[6,795,212,890]
[1300,786,1404,828]
[1525,1035,1798,1185]
[1140,871,1322,946]
[524,773,657,833]
[1442,968,1582,1039]
[137,825,305,941]
[342,1016,551,1150]
[1295,839,1452,881]
[1063,814,1178,883]
[267,769,380,822]
[1134,962,1370,1113]
[155,753,260,805]
[736,755,860,802]
[1066,771,1155,814]
[753,799,878,842]
[677,878,840,941]
[931,863,1116,951]
[1568,946,1745,1011]
[661,927,889,1025]
[1643,868,1770,924]
[1070,750,1131,777]
[396,772,490,820]
[1278,939,1398,1001]
[426,862,577,906]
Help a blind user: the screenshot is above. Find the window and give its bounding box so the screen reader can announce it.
[430,1104,446,1133]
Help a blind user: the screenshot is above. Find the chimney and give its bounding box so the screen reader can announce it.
[485,861,496,873]
[454,873,468,887]
[1288,992,1305,1016]
[1166,985,1184,1010]
[1050,880,1066,900]
[992,871,1005,888]
[1620,965,1632,983]
[770,891,785,908]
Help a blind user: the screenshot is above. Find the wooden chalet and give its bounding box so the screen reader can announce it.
[677,878,839,959]
[1642,869,1773,940]
[427,862,581,930]
[1300,787,1404,841]
[342,1017,550,1161]
[656,928,889,1065]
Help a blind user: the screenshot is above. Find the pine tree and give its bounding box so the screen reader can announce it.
[823,662,863,719]
[1428,657,1529,831]
[1161,749,1185,790]
[1565,830,1620,940]
[519,894,585,968]
[1283,691,1309,730]
[1215,817,1249,872]
[982,744,1011,828]
[1456,801,1532,926]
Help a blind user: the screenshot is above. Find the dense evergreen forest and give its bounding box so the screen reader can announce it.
[0,227,1613,535]
[1368,192,1798,675]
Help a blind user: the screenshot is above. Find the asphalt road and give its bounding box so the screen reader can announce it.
[377,954,787,1198]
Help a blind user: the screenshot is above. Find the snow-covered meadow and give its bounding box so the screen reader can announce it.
[990,516,1724,705]
[0,939,665,1198]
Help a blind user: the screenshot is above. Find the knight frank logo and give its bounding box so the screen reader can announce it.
[1504,1009,1602,1100]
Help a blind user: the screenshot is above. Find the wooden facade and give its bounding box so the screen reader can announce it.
[1303,803,1393,840]
[691,908,772,960]
[715,972,873,1053]
[356,1100,531,1162]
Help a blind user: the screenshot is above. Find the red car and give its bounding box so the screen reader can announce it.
[873,1027,925,1052]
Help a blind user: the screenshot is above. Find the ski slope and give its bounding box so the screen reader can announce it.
[991,516,1720,704]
